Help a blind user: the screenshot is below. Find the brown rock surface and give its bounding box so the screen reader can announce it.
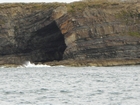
[0,2,140,66]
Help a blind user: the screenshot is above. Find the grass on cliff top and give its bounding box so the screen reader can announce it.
[0,1,108,9]
[67,1,105,13]
[0,1,139,13]
[0,3,65,10]
[0,1,112,15]
[0,0,133,11]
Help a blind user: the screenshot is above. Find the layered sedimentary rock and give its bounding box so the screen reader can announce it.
[0,4,67,64]
[61,3,140,60]
[0,2,140,65]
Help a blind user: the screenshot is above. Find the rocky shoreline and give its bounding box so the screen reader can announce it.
[0,59,140,68]
[45,59,140,67]
[0,1,140,66]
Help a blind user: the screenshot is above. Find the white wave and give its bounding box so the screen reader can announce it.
[23,61,51,68]
[55,65,65,67]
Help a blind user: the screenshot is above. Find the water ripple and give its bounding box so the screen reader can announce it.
[0,66,139,105]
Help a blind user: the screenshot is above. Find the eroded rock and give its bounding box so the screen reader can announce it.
[0,2,140,66]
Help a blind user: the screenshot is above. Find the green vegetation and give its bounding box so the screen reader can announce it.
[82,0,139,3]
[0,3,65,11]
[0,1,124,13]
[66,1,110,14]
[128,32,140,37]
[0,3,19,9]
[67,2,87,13]
[115,10,133,19]
[29,2,65,11]
[0,0,139,15]
[0,20,6,25]
[0,1,105,13]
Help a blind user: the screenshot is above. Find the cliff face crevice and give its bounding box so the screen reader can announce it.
[0,5,67,64]
[0,2,140,65]
[15,20,66,62]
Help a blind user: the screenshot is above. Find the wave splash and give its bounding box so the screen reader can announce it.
[23,61,51,68]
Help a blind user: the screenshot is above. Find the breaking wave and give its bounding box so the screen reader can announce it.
[22,61,65,68]
[22,61,51,68]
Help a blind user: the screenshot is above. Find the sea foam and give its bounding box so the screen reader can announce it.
[23,61,51,68]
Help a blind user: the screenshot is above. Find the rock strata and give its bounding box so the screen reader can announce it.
[0,2,140,66]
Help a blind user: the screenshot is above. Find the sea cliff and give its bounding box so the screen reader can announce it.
[0,1,140,66]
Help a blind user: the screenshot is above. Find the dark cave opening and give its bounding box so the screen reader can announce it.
[27,21,67,62]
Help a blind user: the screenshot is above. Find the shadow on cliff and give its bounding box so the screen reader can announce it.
[15,21,67,63]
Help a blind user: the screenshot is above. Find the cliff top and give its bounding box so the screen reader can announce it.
[0,1,140,13]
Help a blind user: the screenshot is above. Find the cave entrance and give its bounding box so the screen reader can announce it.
[29,21,67,62]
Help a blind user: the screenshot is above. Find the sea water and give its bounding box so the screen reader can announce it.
[0,63,140,105]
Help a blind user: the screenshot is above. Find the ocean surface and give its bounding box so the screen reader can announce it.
[0,63,140,105]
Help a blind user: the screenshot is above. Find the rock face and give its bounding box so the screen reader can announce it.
[0,4,67,64]
[61,3,140,60]
[0,2,140,65]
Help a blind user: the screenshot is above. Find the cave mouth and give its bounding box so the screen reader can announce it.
[28,21,67,63]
